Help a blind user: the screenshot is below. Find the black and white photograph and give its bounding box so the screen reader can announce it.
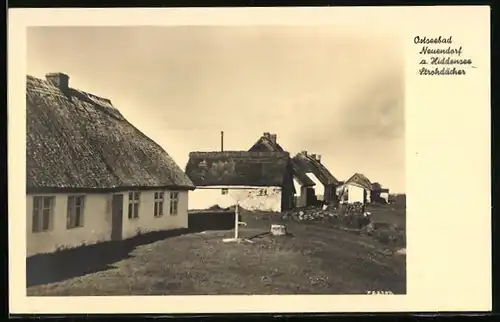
[9,6,492,315]
[25,25,407,296]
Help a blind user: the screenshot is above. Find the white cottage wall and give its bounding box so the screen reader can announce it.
[306,172,325,200]
[26,193,112,257]
[26,190,190,256]
[293,178,305,207]
[189,186,282,212]
[348,185,365,204]
[121,190,189,240]
[293,178,302,198]
[380,192,390,203]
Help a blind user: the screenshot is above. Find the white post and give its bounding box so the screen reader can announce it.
[234,202,239,239]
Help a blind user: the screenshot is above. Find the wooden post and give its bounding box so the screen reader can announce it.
[234,202,239,239]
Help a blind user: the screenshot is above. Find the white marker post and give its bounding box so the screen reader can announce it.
[222,202,253,244]
[234,202,239,239]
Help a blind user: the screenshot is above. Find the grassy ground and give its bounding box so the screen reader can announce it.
[27,204,406,296]
[365,203,406,228]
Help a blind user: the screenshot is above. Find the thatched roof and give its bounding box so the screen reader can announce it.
[345,173,372,190]
[185,151,291,187]
[249,133,315,187]
[249,133,285,152]
[292,152,339,186]
[26,74,195,192]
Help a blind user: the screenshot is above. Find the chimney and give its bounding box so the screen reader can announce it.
[310,153,317,160]
[220,131,224,152]
[301,150,307,156]
[317,154,322,163]
[45,73,70,91]
[269,133,277,143]
[263,132,271,139]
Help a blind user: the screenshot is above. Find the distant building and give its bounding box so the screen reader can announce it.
[337,173,372,204]
[388,193,406,205]
[26,73,194,256]
[185,151,295,212]
[249,132,316,207]
[371,182,390,204]
[292,151,340,205]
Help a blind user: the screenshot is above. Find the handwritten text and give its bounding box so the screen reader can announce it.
[415,36,475,76]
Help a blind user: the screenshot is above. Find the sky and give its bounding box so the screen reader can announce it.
[27,26,405,193]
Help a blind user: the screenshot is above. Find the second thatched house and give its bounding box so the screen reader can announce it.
[292,151,340,205]
[26,72,195,256]
[248,132,316,207]
[185,151,295,212]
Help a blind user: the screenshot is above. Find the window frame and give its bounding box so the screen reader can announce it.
[154,191,165,217]
[32,196,55,233]
[67,195,85,229]
[128,191,141,219]
[169,191,179,216]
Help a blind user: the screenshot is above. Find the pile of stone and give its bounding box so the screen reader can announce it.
[281,205,371,229]
[280,204,405,248]
[281,205,334,222]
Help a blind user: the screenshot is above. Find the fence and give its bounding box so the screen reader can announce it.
[188,210,239,232]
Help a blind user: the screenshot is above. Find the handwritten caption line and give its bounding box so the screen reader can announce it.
[414,36,475,76]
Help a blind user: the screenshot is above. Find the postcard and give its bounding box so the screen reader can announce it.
[8,6,491,314]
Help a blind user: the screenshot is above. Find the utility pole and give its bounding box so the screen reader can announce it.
[221,131,224,151]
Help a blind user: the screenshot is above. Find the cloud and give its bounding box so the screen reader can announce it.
[340,70,404,141]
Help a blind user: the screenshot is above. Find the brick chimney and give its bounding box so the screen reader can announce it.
[263,132,271,139]
[317,154,322,163]
[46,73,70,91]
[311,153,317,159]
[269,133,277,143]
[301,150,307,156]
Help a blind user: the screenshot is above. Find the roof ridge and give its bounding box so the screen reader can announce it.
[189,151,290,157]
[27,74,112,104]
[26,74,195,190]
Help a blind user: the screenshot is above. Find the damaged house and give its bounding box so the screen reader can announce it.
[26,73,195,256]
[185,151,295,212]
[336,173,373,204]
[292,151,340,205]
[248,132,316,207]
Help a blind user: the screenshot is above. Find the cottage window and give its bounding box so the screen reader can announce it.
[154,192,164,217]
[169,192,179,216]
[67,196,85,229]
[32,196,54,232]
[128,192,140,219]
[221,188,228,195]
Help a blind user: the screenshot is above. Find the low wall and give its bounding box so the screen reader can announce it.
[188,211,239,232]
[189,186,282,212]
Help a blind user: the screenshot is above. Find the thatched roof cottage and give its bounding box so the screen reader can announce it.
[336,173,372,204]
[292,151,340,205]
[185,151,295,212]
[26,72,194,256]
[249,132,316,207]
